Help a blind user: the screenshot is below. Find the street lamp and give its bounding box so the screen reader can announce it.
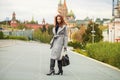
[91,20,96,43]
[70,28,72,41]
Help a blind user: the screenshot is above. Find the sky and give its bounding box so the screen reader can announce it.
[0,0,112,24]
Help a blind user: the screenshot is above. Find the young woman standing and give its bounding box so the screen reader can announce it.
[46,14,68,76]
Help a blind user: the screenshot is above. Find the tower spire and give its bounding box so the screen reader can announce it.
[59,0,62,5]
[64,0,67,8]
[12,11,16,21]
[42,18,45,25]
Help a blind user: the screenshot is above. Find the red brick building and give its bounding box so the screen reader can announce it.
[10,12,49,30]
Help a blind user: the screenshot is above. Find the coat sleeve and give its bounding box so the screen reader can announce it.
[50,28,55,49]
[63,26,68,48]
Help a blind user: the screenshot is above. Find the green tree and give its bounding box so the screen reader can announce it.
[48,24,54,35]
[82,23,103,44]
[41,25,46,32]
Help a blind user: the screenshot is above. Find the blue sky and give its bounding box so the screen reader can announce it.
[0,0,112,24]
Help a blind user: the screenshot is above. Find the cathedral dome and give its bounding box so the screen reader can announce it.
[67,10,75,18]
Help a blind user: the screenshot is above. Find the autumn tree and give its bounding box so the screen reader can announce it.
[71,25,86,42]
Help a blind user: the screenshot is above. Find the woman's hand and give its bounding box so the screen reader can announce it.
[64,47,67,51]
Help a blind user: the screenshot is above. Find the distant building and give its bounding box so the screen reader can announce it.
[9,12,49,30]
[102,0,120,42]
[25,18,49,30]
[76,17,91,27]
[108,21,120,42]
[102,19,120,42]
[10,12,18,27]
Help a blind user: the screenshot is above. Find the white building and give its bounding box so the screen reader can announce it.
[103,20,120,42]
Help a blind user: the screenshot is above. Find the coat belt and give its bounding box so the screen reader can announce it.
[50,35,64,49]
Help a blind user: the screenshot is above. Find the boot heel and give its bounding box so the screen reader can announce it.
[60,72,63,75]
[53,72,55,75]
[46,71,55,76]
[55,71,63,75]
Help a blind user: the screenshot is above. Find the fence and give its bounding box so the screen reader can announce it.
[2,29,34,40]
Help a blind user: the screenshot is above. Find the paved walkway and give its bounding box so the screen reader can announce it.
[0,40,120,80]
[0,40,17,47]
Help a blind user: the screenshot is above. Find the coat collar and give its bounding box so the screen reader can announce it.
[53,25,66,34]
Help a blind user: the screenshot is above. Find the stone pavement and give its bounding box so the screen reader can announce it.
[0,40,120,80]
[0,40,16,47]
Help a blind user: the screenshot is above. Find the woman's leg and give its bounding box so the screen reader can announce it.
[55,60,63,75]
[46,59,55,75]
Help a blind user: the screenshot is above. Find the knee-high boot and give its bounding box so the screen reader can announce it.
[46,59,55,75]
[55,60,63,75]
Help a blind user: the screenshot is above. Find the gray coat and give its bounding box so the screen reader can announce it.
[50,25,68,60]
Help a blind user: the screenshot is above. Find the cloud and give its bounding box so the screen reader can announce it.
[67,0,112,19]
[0,0,112,23]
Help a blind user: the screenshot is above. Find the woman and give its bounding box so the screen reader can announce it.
[46,14,68,76]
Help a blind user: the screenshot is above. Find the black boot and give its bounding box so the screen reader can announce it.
[55,60,63,75]
[46,59,55,76]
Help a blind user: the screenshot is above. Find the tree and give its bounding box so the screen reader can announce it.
[82,22,103,44]
[41,25,46,32]
[71,26,86,42]
[48,24,54,35]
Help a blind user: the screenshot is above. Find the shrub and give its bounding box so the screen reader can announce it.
[33,29,53,43]
[68,41,85,49]
[73,48,88,56]
[0,31,4,39]
[86,42,120,69]
[5,35,28,41]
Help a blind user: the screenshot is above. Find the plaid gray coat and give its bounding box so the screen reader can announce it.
[50,25,68,60]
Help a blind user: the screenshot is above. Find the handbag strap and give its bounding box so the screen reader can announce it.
[63,51,67,56]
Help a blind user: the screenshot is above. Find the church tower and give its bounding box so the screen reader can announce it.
[63,0,68,18]
[57,0,76,41]
[58,0,68,20]
[10,12,18,27]
[42,18,45,25]
[12,12,16,21]
[58,0,62,14]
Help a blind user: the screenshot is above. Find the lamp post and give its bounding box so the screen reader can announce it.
[91,19,96,43]
[91,24,96,43]
[70,28,72,41]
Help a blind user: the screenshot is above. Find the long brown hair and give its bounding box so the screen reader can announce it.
[54,14,66,27]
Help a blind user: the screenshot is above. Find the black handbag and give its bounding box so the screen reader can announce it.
[62,54,70,66]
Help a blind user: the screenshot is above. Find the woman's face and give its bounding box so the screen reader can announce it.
[57,16,62,24]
